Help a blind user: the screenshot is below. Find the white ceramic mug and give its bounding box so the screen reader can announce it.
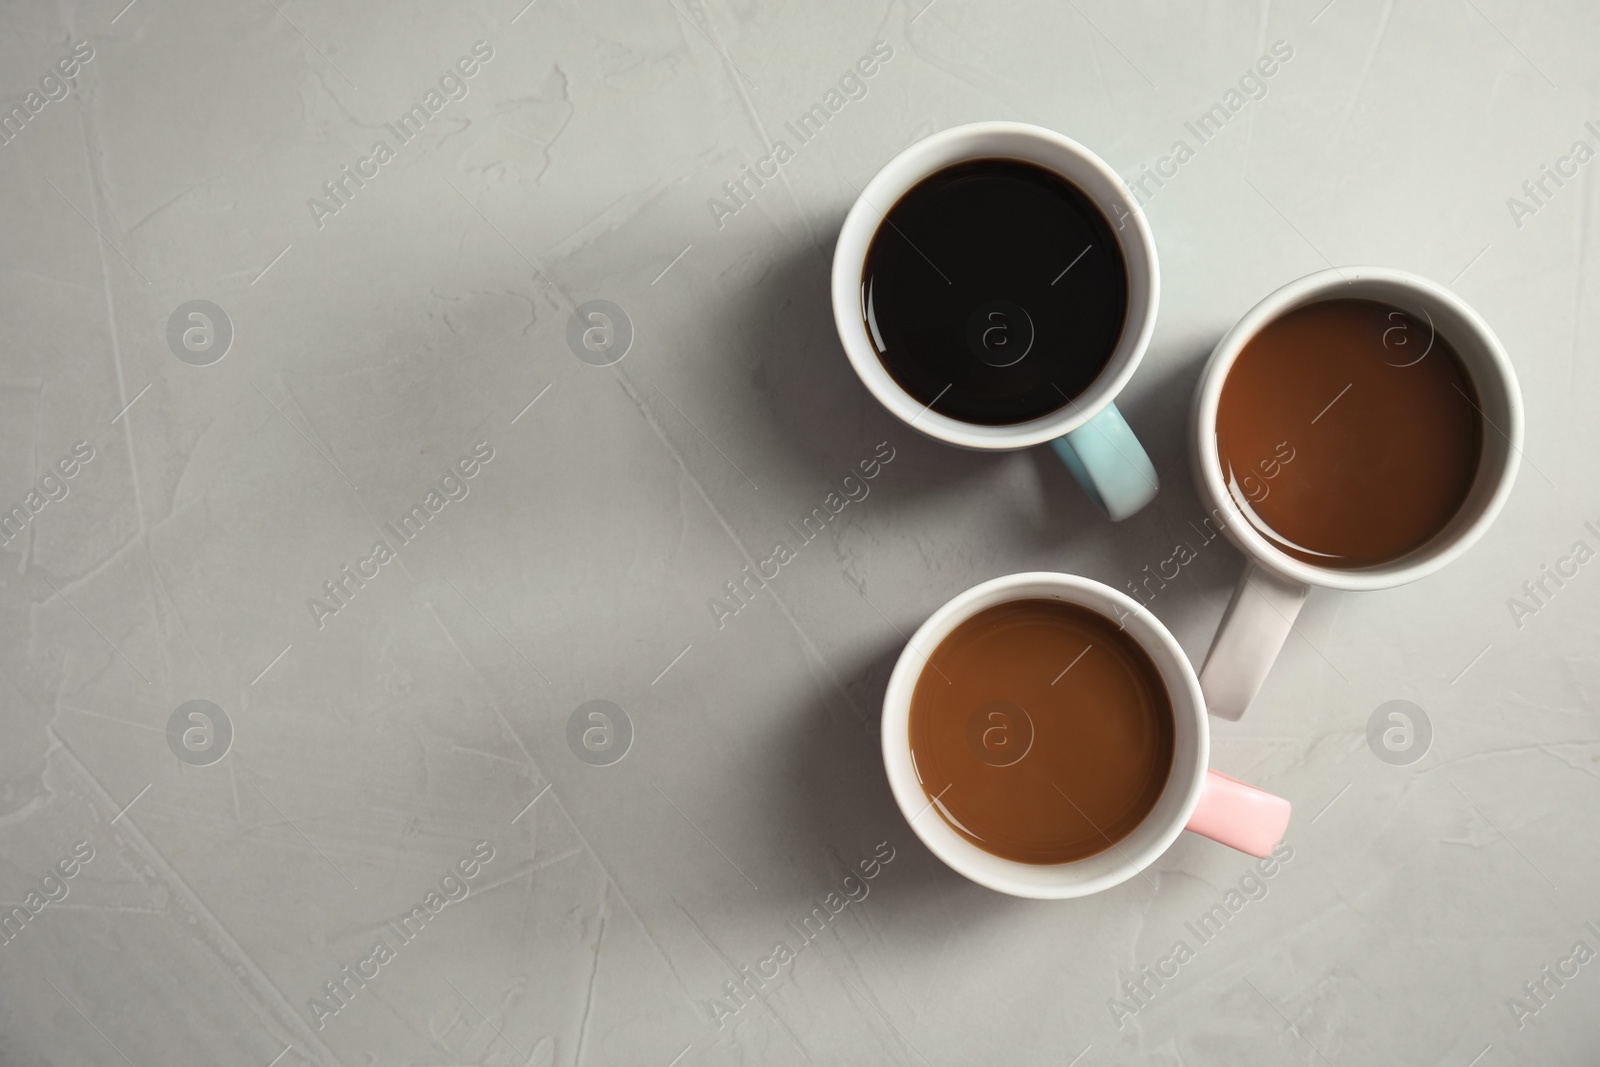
[832,122,1162,521]
[881,572,1291,899]
[1192,267,1524,720]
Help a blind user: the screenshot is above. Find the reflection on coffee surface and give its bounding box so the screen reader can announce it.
[861,160,1128,425]
[1215,299,1483,569]
[908,598,1173,865]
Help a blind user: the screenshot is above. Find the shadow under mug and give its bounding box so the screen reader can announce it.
[881,572,1291,899]
[1191,267,1524,721]
[831,121,1161,522]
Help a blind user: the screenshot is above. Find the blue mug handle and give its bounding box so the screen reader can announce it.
[1048,402,1159,521]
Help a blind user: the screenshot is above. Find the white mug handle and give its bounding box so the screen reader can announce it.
[1199,562,1309,720]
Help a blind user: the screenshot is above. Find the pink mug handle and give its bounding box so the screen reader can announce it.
[1185,770,1291,857]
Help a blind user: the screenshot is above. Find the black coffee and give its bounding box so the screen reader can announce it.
[861,159,1128,426]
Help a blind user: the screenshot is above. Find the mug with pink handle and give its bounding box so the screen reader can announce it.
[881,571,1290,899]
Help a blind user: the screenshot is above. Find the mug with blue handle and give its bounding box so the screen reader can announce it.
[831,122,1161,521]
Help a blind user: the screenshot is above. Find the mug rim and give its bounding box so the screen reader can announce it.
[831,121,1160,451]
[880,572,1209,899]
[1190,266,1525,592]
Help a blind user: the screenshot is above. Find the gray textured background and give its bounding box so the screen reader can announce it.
[1,0,1596,1064]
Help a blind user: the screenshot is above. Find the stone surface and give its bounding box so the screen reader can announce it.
[0,1,1596,1064]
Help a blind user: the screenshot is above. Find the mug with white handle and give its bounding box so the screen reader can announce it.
[1191,267,1524,720]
